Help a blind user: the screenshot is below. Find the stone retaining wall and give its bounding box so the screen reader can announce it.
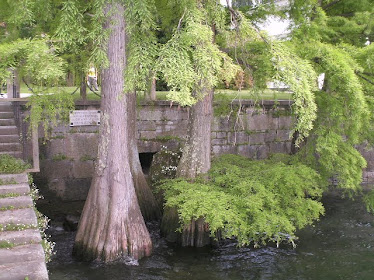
[31,100,295,201]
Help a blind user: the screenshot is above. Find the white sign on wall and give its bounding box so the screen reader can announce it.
[69,110,101,126]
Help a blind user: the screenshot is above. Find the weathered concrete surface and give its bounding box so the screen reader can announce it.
[0,195,33,208]
[33,101,294,201]
[0,208,38,227]
[0,173,48,280]
[27,100,374,202]
[0,260,48,280]
[0,183,30,196]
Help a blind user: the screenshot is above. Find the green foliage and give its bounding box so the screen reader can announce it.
[161,154,325,247]
[295,42,370,194]
[124,0,159,93]
[271,41,317,145]
[0,38,65,85]
[0,155,29,174]
[156,2,240,106]
[0,241,15,249]
[363,189,374,214]
[27,90,74,138]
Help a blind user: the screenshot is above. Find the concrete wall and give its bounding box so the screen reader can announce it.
[33,100,295,201]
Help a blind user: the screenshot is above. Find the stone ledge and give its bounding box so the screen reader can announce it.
[0,208,38,227]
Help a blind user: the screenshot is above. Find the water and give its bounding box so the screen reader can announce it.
[47,192,374,280]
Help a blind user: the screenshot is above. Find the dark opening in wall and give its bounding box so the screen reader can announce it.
[139,152,155,175]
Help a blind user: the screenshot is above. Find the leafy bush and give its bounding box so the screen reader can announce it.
[0,155,29,174]
[161,154,326,247]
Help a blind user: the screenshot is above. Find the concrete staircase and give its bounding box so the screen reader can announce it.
[0,102,22,159]
[0,173,48,280]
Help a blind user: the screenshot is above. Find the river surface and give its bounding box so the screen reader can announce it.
[47,192,374,280]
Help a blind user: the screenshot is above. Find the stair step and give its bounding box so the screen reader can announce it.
[0,119,15,126]
[0,243,45,265]
[0,126,17,135]
[0,260,48,280]
[0,174,28,184]
[0,195,33,208]
[0,112,14,119]
[0,208,38,227]
[0,229,41,246]
[0,103,12,112]
[0,135,20,143]
[0,151,23,159]
[0,183,30,196]
[0,143,21,153]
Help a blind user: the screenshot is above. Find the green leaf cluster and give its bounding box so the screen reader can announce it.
[156,1,240,106]
[0,38,65,85]
[27,89,74,137]
[161,154,325,247]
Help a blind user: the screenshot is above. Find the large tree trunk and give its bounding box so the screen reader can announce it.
[73,2,152,262]
[161,90,213,247]
[127,92,160,220]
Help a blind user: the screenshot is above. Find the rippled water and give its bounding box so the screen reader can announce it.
[47,192,374,280]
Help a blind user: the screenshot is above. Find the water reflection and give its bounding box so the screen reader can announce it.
[48,192,374,280]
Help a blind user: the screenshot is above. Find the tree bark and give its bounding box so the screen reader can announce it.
[73,2,152,262]
[127,92,160,221]
[161,90,213,247]
[150,76,156,101]
[80,72,87,101]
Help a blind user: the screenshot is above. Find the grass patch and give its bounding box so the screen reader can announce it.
[0,206,15,211]
[0,241,15,249]
[0,155,29,174]
[0,193,21,199]
[13,83,292,102]
[0,223,37,232]
[0,178,17,185]
[80,155,96,162]
[52,153,70,161]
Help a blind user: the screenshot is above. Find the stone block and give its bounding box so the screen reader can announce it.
[138,140,161,153]
[62,178,91,201]
[264,131,277,143]
[228,132,248,145]
[65,134,98,160]
[257,145,269,159]
[72,161,94,179]
[278,116,294,129]
[237,145,257,159]
[139,131,157,140]
[276,130,291,142]
[212,138,227,145]
[162,108,188,120]
[49,179,66,198]
[216,132,227,139]
[45,138,66,159]
[365,160,374,170]
[249,133,266,145]
[0,208,37,227]
[212,117,231,131]
[137,120,156,131]
[267,116,279,130]
[269,142,289,155]
[139,109,163,120]
[212,145,236,156]
[40,160,73,179]
[247,114,269,131]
